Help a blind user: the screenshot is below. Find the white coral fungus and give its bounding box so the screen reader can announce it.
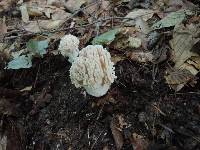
[70,45,116,97]
[58,34,79,63]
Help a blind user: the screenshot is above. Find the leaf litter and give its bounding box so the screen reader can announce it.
[0,0,200,149]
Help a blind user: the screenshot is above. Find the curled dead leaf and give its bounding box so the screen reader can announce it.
[23,20,65,33]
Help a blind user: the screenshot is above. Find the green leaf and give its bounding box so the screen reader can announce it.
[27,39,49,57]
[6,54,32,69]
[92,28,120,45]
[152,9,193,29]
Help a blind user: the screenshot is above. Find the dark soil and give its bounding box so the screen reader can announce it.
[1,55,199,150]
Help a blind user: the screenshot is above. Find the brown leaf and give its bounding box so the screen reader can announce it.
[79,29,93,48]
[180,56,200,75]
[125,9,155,22]
[51,9,71,20]
[0,17,7,34]
[25,1,71,20]
[130,133,149,150]
[102,145,110,150]
[47,0,64,7]
[23,20,65,33]
[164,68,196,91]
[64,0,87,13]
[167,23,200,91]
[84,0,110,17]
[19,4,29,23]
[109,27,143,50]
[0,0,16,13]
[170,23,200,68]
[164,0,197,12]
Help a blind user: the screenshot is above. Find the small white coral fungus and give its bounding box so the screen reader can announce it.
[70,45,116,97]
[58,34,79,63]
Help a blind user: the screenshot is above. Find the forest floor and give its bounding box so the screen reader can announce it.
[0,0,200,150]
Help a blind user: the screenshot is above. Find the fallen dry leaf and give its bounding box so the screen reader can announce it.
[130,133,149,150]
[51,9,71,20]
[135,17,151,34]
[84,0,110,17]
[125,9,155,22]
[109,27,143,50]
[164,68,196,91]
[79,28,94,48]
[26,5,44,17]
[37,19,65,30]
[64,0,87,13]
[180,56,200,75]
[163,0,197,12]
[20,4,29,23]
[118,115,128,129]
[25,1,71,20]
[0,0,16,13]
[165,23,200,91]
[0,17,7,34]
[23,21,41,33]
[47,0,64,7]
[129,37,142,48]
[102,145,110,150]
[23,20,65,33]
[170,23,199,68]
[124,9,155,34]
